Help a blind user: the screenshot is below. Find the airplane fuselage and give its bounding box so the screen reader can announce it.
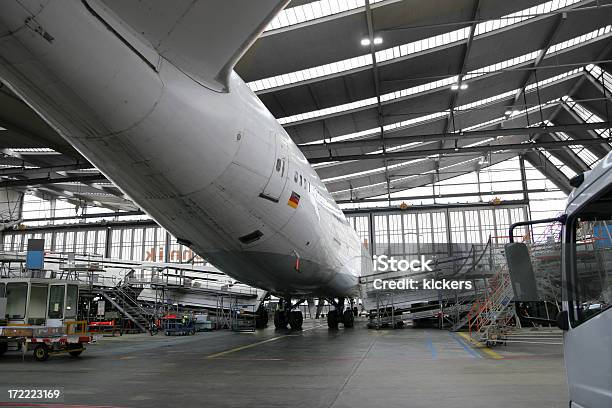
[0,0,370,297]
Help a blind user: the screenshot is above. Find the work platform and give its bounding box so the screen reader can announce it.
[0,251,266,333]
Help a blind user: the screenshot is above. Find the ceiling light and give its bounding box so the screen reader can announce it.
[373,37,383,45]
[504,110,512,115]
[360,38,371,46]
[460,83,468,90]
[451,84,459,90]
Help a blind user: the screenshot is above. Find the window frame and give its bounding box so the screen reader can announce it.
[565,189,612,328]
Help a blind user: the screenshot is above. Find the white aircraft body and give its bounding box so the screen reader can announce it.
[0,0,371,327]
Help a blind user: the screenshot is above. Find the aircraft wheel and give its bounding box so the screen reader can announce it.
[342,310,354,328]
[273,310,288,329]
[288,311,303,330]
[255,306,269,329]
[327,310,339,330]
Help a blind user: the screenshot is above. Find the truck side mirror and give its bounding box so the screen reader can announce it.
[505,242,539,301]
[556,310,570,331]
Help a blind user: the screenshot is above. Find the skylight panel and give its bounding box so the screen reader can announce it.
[563,96,612,138]
[586,63,612,93]
[252,0,583,93]
[321,157,428,184]
[554,131,600,167]
[9,148,57,153]
[548,25,612,55]
[265,0,386,32]
[472,0,577,36]
[249,54,373,92]
[536,147,577,178]
[280,37,589,126]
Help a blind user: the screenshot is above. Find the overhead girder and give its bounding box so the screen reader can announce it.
[536,133,590,174]
[558,104,612,157]
[0,174,106,188]
[579,71,612,120]
[522,150,572,194]
[303,120,611,153]
[310,137,609,164]
[284,67,582,144]
[328,136,533,195]
[331,150,520,201]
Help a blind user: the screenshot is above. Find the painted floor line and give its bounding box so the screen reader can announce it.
[205,324,325,359]
[425,334,437,360]
[449,332,480,359]
[456,332,504,360]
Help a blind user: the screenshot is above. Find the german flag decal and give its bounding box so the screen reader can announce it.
[287,191,300,209]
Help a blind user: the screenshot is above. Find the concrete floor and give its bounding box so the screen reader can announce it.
[0,319,568,408]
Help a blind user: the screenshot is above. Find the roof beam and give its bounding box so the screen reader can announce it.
[512,13,566,108]
[560,102,612,156]
[308,137,611,163]
[445,0,480,134]
[331,150,518,200]
[537,133,590,174]
[336,188,552,205]
[300,121,612,151]
[0,174,106,188]
[0,163,92,176]
[364,0,392,201]
[523,150,572,194]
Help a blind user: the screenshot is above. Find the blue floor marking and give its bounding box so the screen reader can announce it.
[449,332,481,359]
[425,334,437,360]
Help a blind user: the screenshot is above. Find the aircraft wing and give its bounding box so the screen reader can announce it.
[90,0,289,91]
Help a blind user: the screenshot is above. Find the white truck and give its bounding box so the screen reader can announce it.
[507,152,612,408]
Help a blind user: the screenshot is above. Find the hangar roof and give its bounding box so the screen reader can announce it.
[1,0,612,210]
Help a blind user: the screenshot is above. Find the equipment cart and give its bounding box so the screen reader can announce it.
[0,322,99,361]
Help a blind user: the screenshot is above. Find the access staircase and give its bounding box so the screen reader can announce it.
[465,266,518,344]
[101,281,151,333]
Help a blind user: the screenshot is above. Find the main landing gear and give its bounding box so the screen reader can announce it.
[327,298,355,330]
[273,298,304,330]
[255,304,269,329]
